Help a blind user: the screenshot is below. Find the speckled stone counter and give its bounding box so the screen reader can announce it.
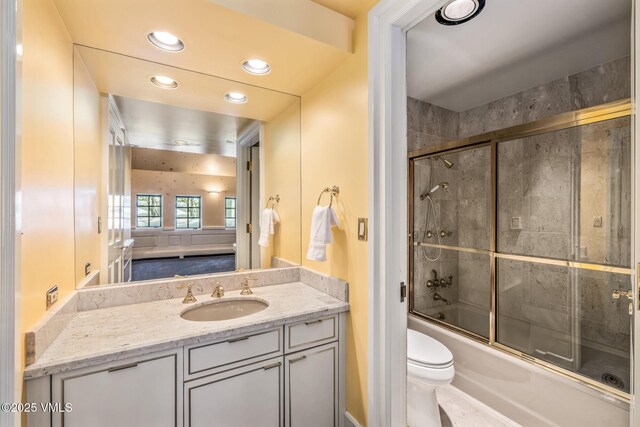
[24,282,349,379]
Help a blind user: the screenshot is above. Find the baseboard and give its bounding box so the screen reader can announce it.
[344,411,363,427]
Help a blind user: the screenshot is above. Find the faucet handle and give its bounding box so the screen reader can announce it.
[212,282,224,298]
[177,284,197,304]
[240,278,254,295]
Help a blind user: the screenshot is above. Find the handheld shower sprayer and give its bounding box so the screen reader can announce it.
[420,182,449,200]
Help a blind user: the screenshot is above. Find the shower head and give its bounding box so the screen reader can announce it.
[435,156,454,169]
[420,182,449,200]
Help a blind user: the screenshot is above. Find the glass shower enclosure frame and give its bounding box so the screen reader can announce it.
[408,98,634,400]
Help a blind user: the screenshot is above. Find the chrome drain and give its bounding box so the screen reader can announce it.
[601,373,624,389]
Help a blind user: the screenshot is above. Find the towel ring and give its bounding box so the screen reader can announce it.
[267,195,280,209]
[317,186,340,207]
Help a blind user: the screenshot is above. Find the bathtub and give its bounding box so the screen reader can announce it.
[425,303,488,338]
[409,315,630,427]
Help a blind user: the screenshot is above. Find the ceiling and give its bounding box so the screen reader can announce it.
[53,0,354,96]
[131,147,237,177]
[114,96,252,156]
[312,0,374,19]
[407,0,631,112]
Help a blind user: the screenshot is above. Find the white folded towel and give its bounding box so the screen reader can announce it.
[306,205,339,262]
[258,208,280,247]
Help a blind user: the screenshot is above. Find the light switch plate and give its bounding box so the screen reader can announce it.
[46,285,58,310]
[358,218,368,241]
[593,216,603,228]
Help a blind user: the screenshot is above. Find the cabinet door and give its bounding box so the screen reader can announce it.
[285,342,337,427]
[185,357,283,427]
[53,353,177,427]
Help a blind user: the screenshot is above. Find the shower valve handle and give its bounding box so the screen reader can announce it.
[612,289,633,299]
[612,290,634,315]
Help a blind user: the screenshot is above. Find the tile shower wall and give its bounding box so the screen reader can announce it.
[408,56,630,151]
[410,56,631,359]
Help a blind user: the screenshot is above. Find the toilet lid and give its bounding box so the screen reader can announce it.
[407,329,453,368]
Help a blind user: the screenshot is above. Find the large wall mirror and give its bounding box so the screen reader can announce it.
[73,45,301,287]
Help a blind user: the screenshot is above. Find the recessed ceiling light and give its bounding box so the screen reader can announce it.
[150,75,179,89]
[147,31,185,51]
[242,59,271,75]
[435,0,485,25]
[224,92,248,104]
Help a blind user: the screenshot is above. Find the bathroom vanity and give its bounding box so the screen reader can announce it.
[24,271,349,427]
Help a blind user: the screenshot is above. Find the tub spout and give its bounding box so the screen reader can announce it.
[433,292,451,305]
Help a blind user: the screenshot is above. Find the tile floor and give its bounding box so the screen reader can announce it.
[436,385,521,427]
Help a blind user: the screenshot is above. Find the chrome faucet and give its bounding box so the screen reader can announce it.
[433,292,451,305]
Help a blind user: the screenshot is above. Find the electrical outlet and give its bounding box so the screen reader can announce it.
[84,262,91,276]
[46,285,59,310]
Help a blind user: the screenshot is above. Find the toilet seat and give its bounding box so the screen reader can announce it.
[407,329,453,369]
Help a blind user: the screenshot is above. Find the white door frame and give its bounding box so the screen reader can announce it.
[0,0,20,425]
[368,1,452,424]
[236,122,260,270]
[633,1,639,426]
[370,1,640,426]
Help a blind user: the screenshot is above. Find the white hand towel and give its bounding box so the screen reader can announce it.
[306,205,339,262]
[258,208,280,247]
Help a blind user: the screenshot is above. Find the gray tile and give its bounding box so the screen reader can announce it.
[522,77,572,122]
[485,92,523,133]
[407,97,422,132]
[570,56,631,109]
[459,103,488,138]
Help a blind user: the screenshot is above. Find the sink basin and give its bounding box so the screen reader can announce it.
[180,298,268,322]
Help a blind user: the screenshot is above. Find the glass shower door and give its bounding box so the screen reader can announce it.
[411,145,492,338]
[495,116,633,393]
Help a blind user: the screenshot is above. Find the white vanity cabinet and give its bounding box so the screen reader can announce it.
[185,357,283,427]
[285,342,338,427]
[50,350,182,427]
[27,313,346,427]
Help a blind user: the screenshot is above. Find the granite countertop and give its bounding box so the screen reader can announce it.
[24,282,349,379]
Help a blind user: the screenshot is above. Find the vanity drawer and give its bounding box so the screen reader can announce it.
[285,315,338,352]
[186,328,282,378]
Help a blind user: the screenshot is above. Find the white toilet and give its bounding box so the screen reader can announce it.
[407,329,455,427]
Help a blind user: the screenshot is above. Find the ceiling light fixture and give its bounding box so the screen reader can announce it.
[224,92,248,104]
[435,0,485,26]
[242,59,271,75]
[150,75,179,89]
[147,31,185,51]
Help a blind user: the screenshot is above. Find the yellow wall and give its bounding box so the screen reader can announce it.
[73,50,102,285]
[21,0,76,334]
[261,101,302,266]
[300,8,372,426]
[131,169,236,228]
